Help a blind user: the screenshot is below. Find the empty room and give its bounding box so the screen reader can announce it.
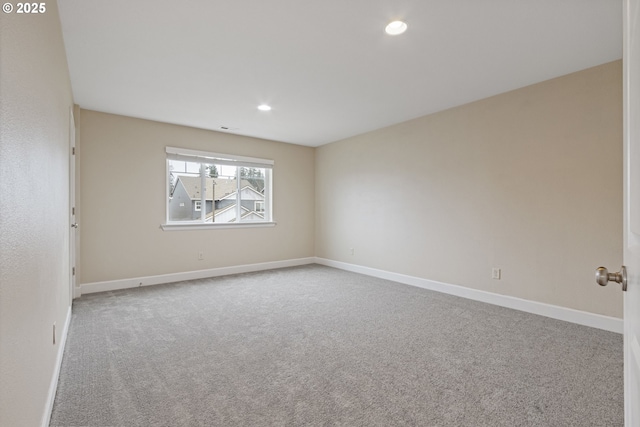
[2,0,640,426]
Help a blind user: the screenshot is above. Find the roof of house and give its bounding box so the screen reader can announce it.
[175,175,214,201]
[215,178,252,200]
[218,185,264,201]
[174,175,252,201]
[208,204,265,222]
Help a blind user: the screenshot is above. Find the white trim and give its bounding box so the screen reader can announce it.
[41,305,72,427]
[161,221,276,231]
[314,258,623,334]
[79,257,316,295]
[166,146,274,167]
[79,257,623,332]
[235,170,242,221]
[166,155,171,223]
[69,107,76,308]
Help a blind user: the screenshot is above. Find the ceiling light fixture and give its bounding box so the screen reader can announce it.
[257,104,272,111]
[385,20,407,35]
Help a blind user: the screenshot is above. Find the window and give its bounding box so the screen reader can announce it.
[164,147,274,229]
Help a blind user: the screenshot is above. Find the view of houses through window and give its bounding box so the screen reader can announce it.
[166,148,272,224]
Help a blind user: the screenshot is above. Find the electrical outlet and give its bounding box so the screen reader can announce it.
[53,322,56,345]
[492,268,501,280]
[198,251,204,260]
[350,248,354,255]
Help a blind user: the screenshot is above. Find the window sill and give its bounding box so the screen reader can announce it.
[161,221,277,231]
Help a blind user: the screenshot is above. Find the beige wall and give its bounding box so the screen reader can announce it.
[0,6,622,423]
[78,110,315,283]
[0,2,74,426]
[316,61,623,318]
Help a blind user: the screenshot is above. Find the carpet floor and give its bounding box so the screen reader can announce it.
[50,264,623,426]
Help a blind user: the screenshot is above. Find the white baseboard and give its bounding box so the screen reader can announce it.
[315,258,623,334]
[41,305,72,427]
[78,256,622,333]
[79,257,316,295]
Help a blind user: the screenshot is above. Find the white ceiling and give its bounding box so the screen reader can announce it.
[57,0,622,147]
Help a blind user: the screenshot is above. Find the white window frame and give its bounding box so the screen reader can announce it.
[162,146,275,230]
[194,200,202,212]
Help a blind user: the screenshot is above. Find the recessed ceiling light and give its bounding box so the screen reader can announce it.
[257,104,272,111]
[385,20,407,35]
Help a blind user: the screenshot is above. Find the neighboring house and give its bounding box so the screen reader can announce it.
[169,175,215,220]
[169,175,264,222]
[212,185,265,223]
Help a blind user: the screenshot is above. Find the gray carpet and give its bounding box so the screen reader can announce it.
[50,264,623,426]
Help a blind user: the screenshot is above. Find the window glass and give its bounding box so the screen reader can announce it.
[166,149,272,226]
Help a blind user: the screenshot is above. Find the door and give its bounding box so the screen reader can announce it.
[624,0,640,424]
[69,107,77,302]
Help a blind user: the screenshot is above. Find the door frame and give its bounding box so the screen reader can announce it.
[69,106,77,302]
[623,0,640,424]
